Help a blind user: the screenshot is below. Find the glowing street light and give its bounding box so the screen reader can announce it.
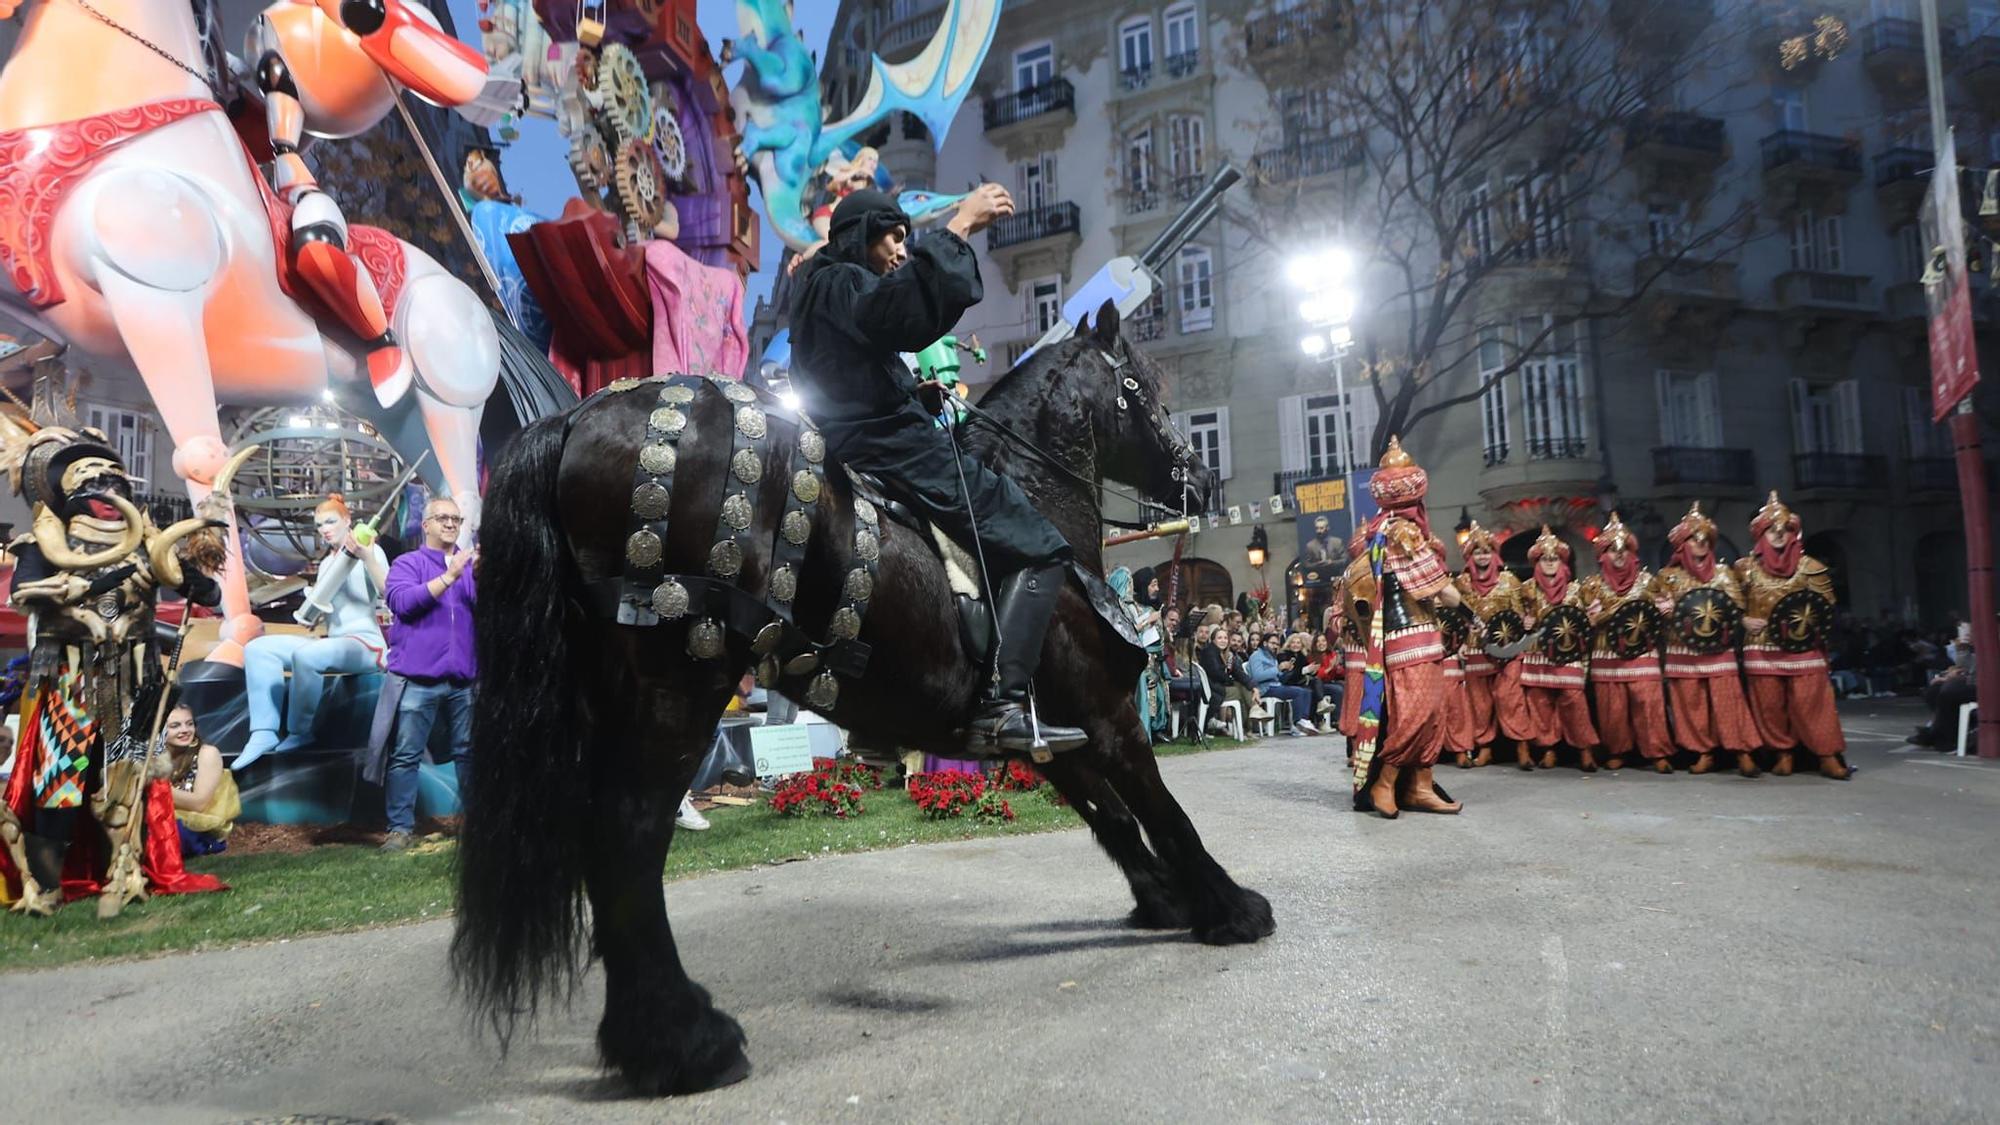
[1300,332,1328,357]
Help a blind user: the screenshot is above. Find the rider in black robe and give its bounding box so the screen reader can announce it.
[789,187,1085,755]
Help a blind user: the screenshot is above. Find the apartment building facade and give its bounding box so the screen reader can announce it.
[809,0,2000,629]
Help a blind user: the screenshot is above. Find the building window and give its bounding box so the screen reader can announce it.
[1120,18,1154,85]
[1904,387,1953,457]
[1772,87,1809,131]
[1478,326,1511,465]
[1133,288,1168,340]
[1029,276,1063,334]
[1498,10,1552,87]
[1017,154,1057,210]
[1897,224,1927,282]
[1647,203,1690,256]
[1014,43,1054,91]
[1517,316,1587,458]
[83,405,153,488]
[1169,114,1206,198]
[1790,378,1864,454]
[1178,245,1214,333]
[1281,391,1378,477]
[1507,173,1567,260]
[1165,4,1199,69]
[1127,127,1157,209]
[1172,406,1232,480]
[1465,179,1495,262]
[1789,210,1845,272]
[1654,369,1723,448]
[1279,86,1334,145]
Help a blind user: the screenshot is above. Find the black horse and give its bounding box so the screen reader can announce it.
[452,303,1276,1095]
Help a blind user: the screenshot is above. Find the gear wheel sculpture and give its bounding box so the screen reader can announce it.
[616,137,670,231]
[652,102,689,182]
[570,128,612,194]
[598,42,654,143]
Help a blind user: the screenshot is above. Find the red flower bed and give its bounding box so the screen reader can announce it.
[906,770,1015,822]
[993,760,1045,792]
[769,759,870,818]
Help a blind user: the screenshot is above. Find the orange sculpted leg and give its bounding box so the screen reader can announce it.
[293,239,406,392]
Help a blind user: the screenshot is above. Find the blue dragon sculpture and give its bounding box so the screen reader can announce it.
[730,0,999,252]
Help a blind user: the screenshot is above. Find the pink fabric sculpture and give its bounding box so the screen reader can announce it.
[645,240,750,378]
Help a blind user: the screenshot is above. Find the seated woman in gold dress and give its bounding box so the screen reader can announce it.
[164,705,239,855]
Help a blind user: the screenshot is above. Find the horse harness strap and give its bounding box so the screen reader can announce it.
[598,374,873,707]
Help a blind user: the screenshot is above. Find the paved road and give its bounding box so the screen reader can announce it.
[7,702,1998,1124]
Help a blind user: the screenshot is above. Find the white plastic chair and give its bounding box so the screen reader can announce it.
[1957,702,1980,757]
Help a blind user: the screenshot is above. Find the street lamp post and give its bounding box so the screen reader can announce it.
[1290,248,1361,540]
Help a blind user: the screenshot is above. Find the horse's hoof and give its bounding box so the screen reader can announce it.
[1193,888,1275,945]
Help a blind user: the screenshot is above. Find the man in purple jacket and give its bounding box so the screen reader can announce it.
[379,498,477,851]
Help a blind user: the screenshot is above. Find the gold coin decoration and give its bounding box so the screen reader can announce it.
[721,492,753,530]
[735,406,768,440]
[782,510,812,545]
[770,564,797,602]
[799,430,826,463]
[639,442,677,475]
[784,651,821,676]
[793,470,822,504]
[625,529,663,568]
[752,621,784,656]
[631,481,671,520]
[687,618,725,660]
[806,670,840,709]
[731,447,763,484]
[755,654,781,688]
[708,539,743,578]
[607,377,644,393]
[659,385,695,404]
[853,498,878,527]
[650,407,686,436]
[828,607,861,640]
[843,568,873,604]
[651,578,690,620]
[854,529,880,562]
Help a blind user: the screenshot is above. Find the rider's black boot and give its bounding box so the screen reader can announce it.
[965,564,1089,757]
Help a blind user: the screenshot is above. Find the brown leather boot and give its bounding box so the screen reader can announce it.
[1604,756,1626,771]
[1653,759,1673,774]
[1537,748,1557,770]
[1579,748,1599,773]
[1368,764,1402,819]
[1690,752,1714,775]
[1472,745,1493,768]
[1736,752,1761,778]
[1772,751,1794,776]
[1817,754,1851,780]
[1404,766,1463,814]
[1517,744,1536,771]
[1455,751,1473,769]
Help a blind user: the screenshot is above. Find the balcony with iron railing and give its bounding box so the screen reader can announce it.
[879,5,944,56]
[1874,145,1930,222]
[1625,111,1727,159]
[1246,2,1348,55]
[1760,131,1863,198]
[1652,446,1756,488]
[1907,456,1959,493]
[1637,256,1741,307]
[1170,174,1206,204]
[1793,452,1887,491]
[1119,65,1154,93]
[987,202,1082,252]
[1774,271,1875,315]
[983,78,1076,133]
[1528,437,1589,461]
[1251,133,1366,184]
[1165,50,1201,79]
[1131,313,1167,342]
[1125,181,1161,215]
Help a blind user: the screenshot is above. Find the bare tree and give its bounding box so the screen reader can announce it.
[1226,0,1768,460]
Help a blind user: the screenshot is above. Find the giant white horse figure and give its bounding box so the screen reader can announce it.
[0,0,499,661]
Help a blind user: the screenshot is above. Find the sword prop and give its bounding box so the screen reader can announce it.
[296,452,429,627]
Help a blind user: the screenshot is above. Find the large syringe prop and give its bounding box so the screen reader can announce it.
[295,452,430,627]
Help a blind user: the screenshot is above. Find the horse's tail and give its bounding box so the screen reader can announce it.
[451,411,589,1049]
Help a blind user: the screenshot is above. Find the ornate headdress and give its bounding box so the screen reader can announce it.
[1667,500,1716,547]
[1592,511,1635,555]
[1367,435,1428,509]
[1527,524,1570,562]
[1750,490,1799,536]
[1462,519,1499,554]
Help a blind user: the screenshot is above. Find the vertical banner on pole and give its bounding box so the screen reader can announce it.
[1921,131,1982,421]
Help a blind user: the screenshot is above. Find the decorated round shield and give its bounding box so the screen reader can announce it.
[1672,588,1742,655]
[1768,589,1833,653]
[1437,603,1476,655]
[1481,608,1528,656]
[1539,604,1592,665]
[1602,600,1666,660]
[1340,613,1364,649]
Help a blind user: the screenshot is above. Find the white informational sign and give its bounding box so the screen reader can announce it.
[750,724,816,778]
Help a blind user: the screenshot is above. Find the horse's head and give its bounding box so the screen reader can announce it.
[1066,300,1217,515]
[298,0,488,111]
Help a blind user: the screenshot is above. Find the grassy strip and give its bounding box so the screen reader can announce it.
[0,792,1080,973]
